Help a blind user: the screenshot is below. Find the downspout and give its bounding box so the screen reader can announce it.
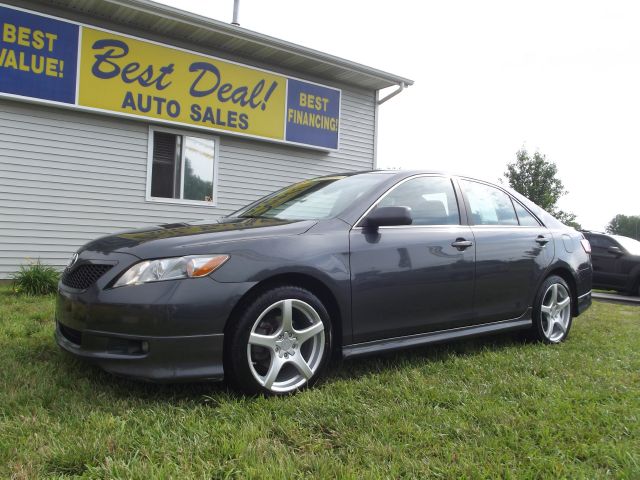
[377,81,407,105]
[373,90,380,169]
[374,82,408,169]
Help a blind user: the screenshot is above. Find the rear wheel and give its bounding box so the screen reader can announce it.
[224,286,332,395]
[531,275,573,343]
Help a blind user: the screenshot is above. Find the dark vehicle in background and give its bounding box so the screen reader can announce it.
[582,231,640,296]
[56,171,592,395]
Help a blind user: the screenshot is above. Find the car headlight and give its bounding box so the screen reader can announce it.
[113,255,229,288]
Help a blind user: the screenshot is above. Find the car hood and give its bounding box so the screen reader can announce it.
[79,217,317,258]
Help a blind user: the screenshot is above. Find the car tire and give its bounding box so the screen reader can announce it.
[530,275,573,344]
[224,286,332,395]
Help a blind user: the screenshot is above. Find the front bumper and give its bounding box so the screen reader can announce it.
[56,322,225,381]
[55,250,255,382]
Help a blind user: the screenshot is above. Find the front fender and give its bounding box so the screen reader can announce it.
[209,221,352,340]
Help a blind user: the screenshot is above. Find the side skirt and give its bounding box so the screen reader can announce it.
[342,309,532,359]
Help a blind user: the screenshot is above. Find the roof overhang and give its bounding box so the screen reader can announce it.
[34,0,414,90]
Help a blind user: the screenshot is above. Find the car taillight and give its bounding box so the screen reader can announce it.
[580,238,591,254]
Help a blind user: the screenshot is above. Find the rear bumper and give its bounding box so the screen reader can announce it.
[574,262,593,317]
[56,321,225,382]
[576,290,592,316]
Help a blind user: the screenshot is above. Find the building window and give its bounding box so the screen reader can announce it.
[148,128,216,204]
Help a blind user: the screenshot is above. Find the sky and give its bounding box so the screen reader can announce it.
[155,0,639,230]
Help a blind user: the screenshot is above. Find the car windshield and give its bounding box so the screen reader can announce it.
[612,235,640,255]
[232,173,392,220]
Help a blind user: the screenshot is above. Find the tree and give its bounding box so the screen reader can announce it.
[504,148,581,229]
[606,214,640,240]
[555,210,581,230]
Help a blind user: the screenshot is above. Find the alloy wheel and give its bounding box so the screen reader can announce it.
[540,283,571,342]
[246,299,326,393]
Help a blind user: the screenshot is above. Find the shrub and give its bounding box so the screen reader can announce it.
[11,259,60,296]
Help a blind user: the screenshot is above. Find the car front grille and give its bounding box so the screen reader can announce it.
[61,263,112,290]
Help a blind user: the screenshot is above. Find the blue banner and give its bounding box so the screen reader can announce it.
[286,79,340,150]
[0,5,78,104]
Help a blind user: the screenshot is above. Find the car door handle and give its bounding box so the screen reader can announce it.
[451,238,473,250]
[535,235,550,246]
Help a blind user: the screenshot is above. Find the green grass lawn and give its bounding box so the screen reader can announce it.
[1,286,638,479]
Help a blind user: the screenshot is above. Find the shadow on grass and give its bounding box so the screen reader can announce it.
[324,330,527,383]
[54,352,234,404]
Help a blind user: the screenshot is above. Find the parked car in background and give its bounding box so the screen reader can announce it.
[56,171,592,395]
[581,231,640,296]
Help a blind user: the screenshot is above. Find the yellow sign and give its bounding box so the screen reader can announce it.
[78,27,286,140]
[0,3,341,150]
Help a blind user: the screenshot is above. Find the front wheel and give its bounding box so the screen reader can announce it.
[531,275,573,343]
[224,286,332,395]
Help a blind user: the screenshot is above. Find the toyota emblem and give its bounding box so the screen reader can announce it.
[67,253,79,270]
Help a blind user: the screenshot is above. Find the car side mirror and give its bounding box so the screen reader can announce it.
[362,206,412,230]
[608,245,623,256]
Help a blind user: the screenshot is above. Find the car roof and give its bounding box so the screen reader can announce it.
[314,170,460,181]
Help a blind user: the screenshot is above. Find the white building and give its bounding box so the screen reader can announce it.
[0,0,412,278]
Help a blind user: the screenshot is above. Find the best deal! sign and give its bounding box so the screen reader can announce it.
[0,4,341,150]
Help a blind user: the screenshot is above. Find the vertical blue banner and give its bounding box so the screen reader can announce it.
[0,5,78,104]
[286,79,340,150]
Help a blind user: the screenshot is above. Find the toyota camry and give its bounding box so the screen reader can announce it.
[56,171,592,394]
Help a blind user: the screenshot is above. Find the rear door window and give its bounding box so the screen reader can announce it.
[591,235,616,251]
[513,202,541,226]
[460,180,518,226]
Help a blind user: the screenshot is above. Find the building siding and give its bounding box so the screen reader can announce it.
[0,84,375,277]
